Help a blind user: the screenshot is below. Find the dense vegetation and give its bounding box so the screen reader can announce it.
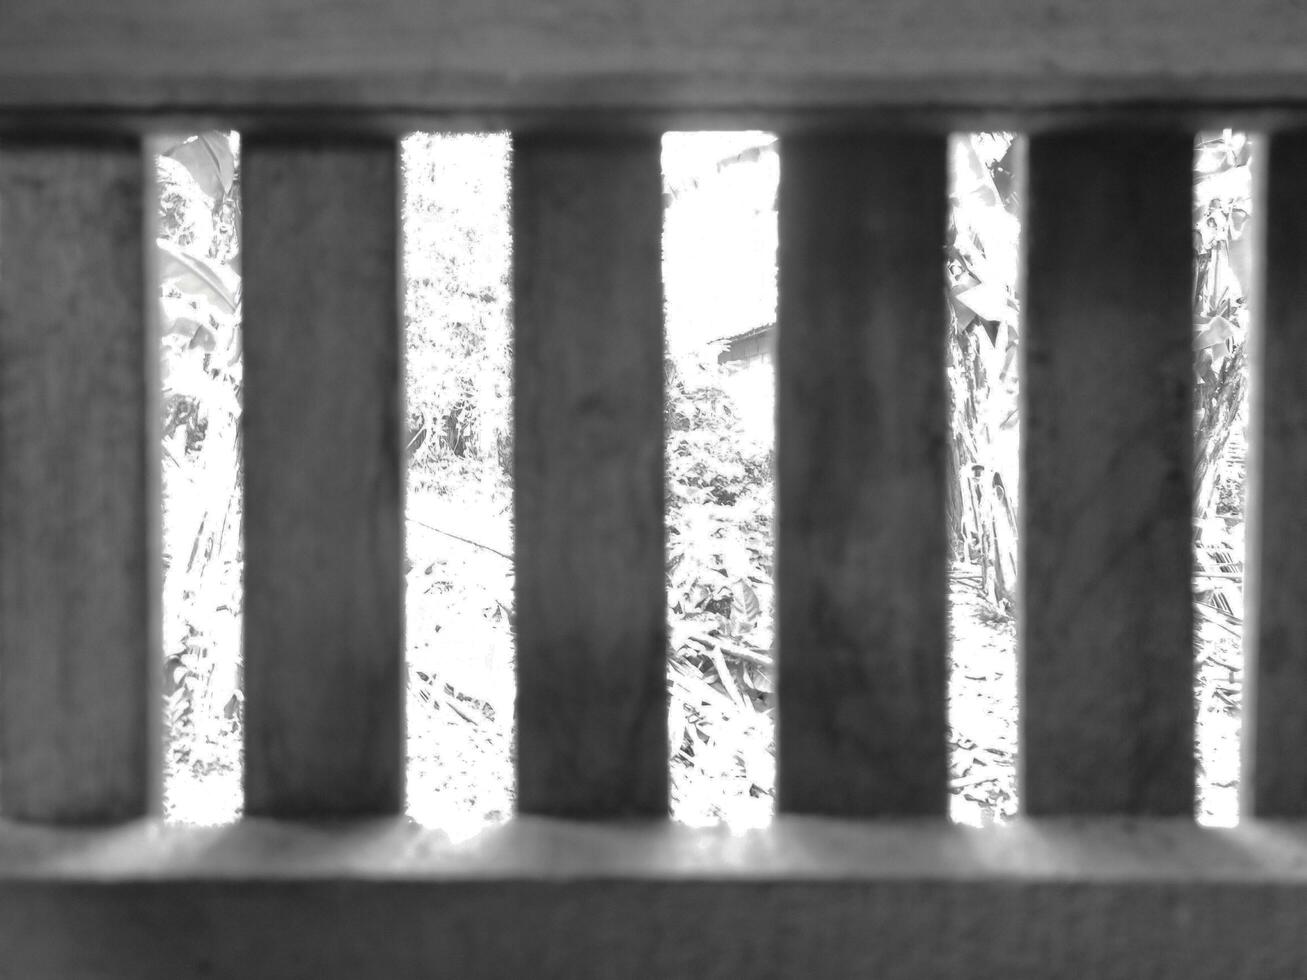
[158,131,1251,828]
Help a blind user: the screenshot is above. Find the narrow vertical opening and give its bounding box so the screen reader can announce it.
[156,131,244,825]
[401,133,514,837]
[663,132,778,828]
[945,133,1022,825]
[1193,130,1254,826]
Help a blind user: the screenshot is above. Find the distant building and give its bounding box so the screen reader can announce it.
[716,323,772,367]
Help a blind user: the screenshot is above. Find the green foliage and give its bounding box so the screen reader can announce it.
[1191,133,1252,666]
[156,133,244,807]
[401,134,513,485]
[665,351,772,646]
[663,349,775,824]
[945,134,1022,607]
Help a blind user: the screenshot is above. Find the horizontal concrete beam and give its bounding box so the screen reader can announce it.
[1,817,1305,978]
[5,0,1307,119]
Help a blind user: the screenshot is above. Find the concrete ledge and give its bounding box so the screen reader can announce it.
[5,0,1307,116]
[1,817,1305,978]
